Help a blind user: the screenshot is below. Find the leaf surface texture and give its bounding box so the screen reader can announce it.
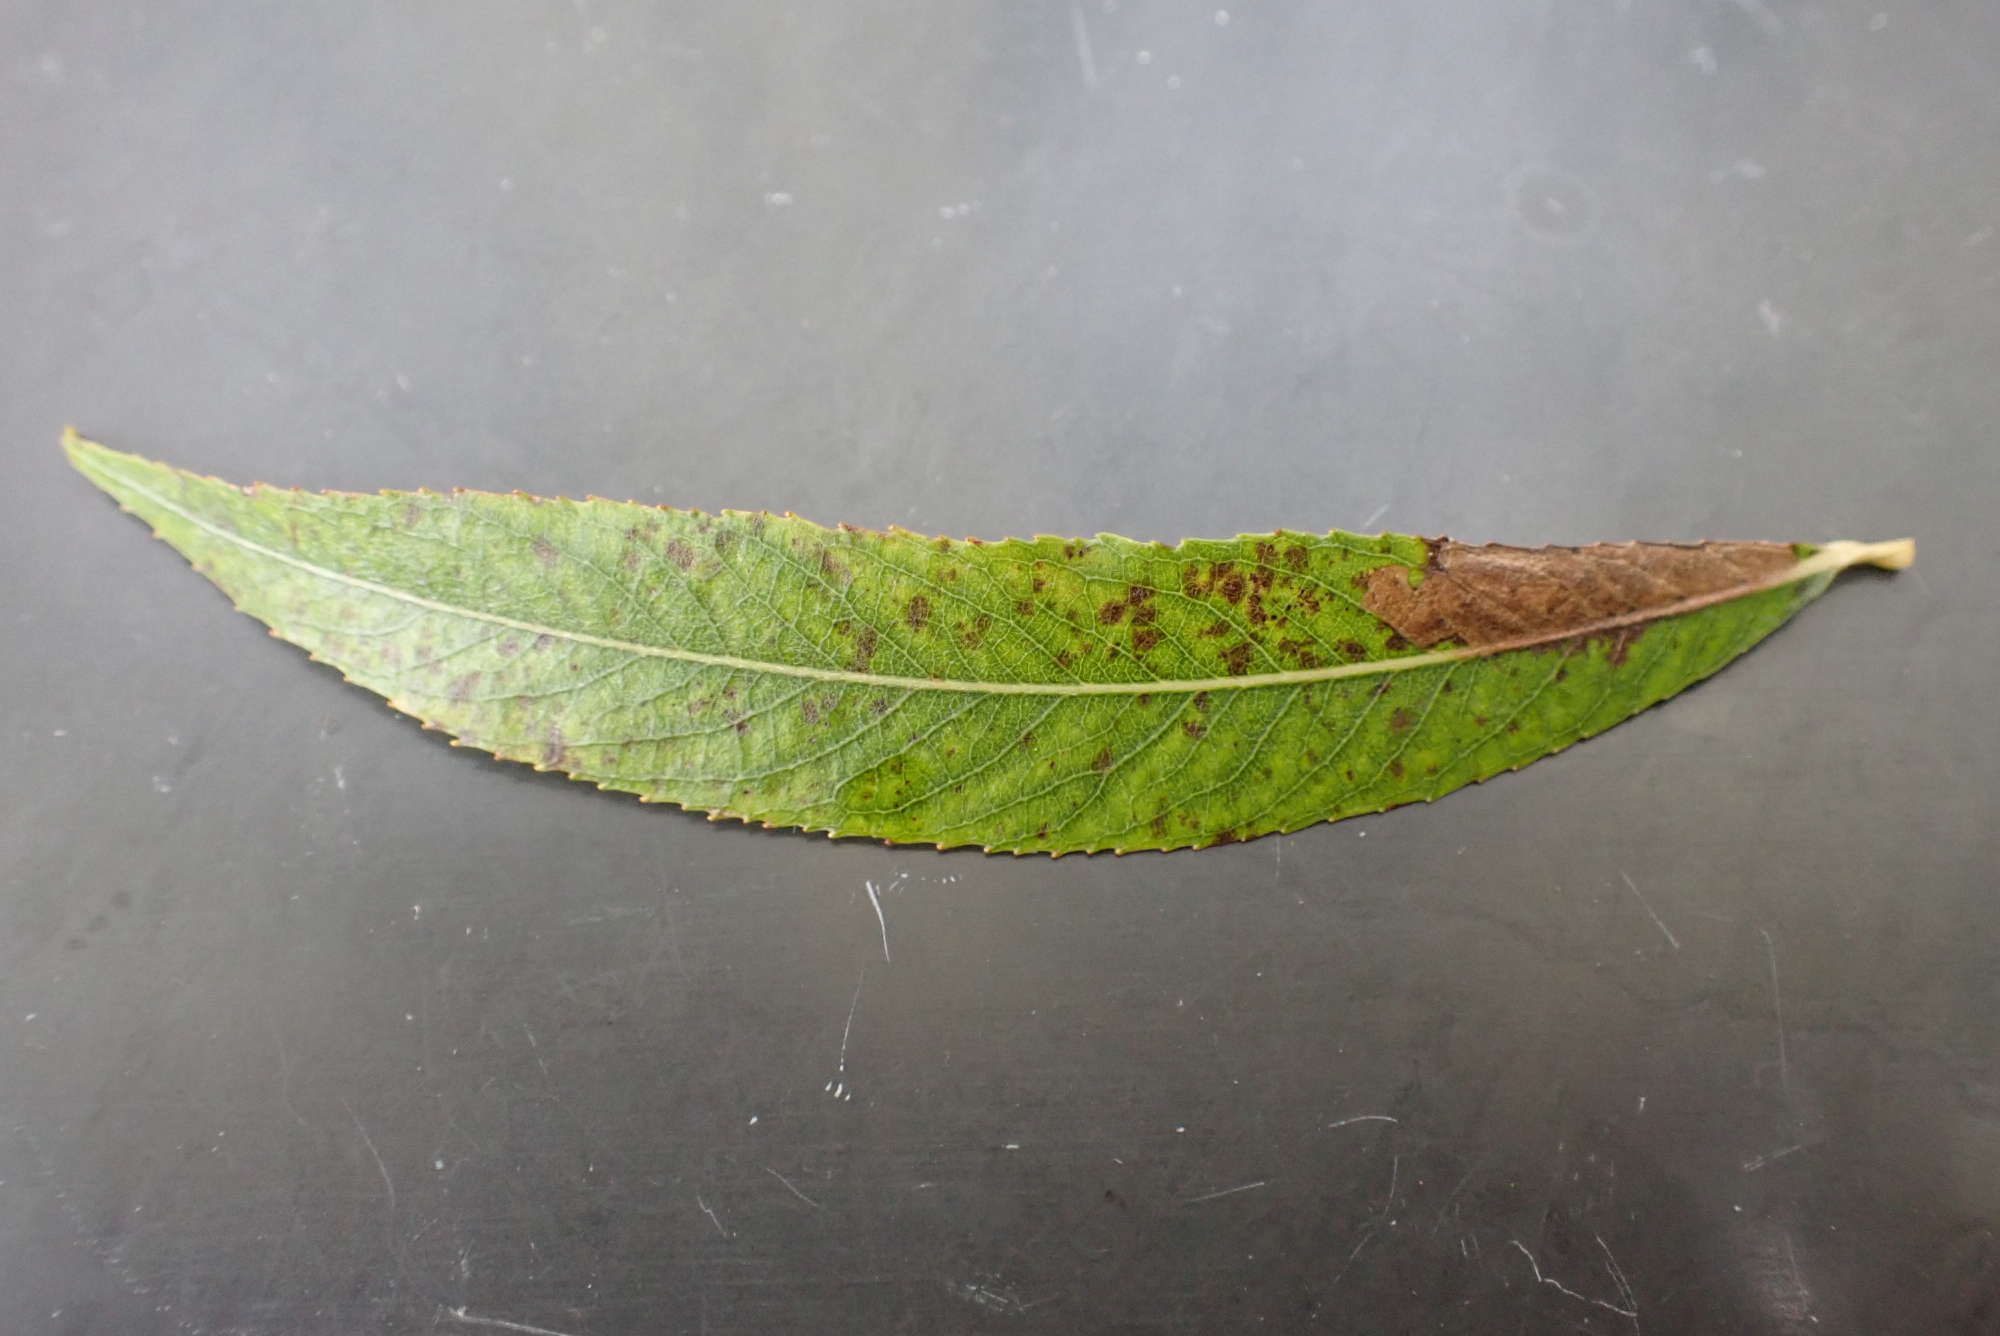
[67,434,1909,853]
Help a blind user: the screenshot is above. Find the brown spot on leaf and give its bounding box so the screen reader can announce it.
[532,634,554,651]
[1389,758,1405,779]
[533,538,559,567]
[1133,626,1162,654]
[447,672,481,703]
[1208,829,1239,847]
[1016,600,1035,617]
[664,539,696,570]
[905,595,931,631]
[1182,720,1206,739]
[1341,640,1366,660]
[1361,539,1797,657]
[1221,643,1254,676]
[802,698,820,725]
[1193,691,1211,712]
[1128,584,1153,605]
[1284,544,1309,571]
[1150,814,1168,836]
[1098,600,1127,625]
[1389,708,1415,732]
[1218,572,1247,604]
[817,548,850,584]
[541,727,566,768]
[1246,592,1267,626]
[1092,747,1114,772]
[852,626,879,671]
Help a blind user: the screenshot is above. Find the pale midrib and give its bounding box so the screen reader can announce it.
[99,457,1889,700]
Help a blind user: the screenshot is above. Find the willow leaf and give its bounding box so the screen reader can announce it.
[66,432,1911,854]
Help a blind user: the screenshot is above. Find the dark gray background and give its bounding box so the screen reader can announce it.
[4,2,1996,1332]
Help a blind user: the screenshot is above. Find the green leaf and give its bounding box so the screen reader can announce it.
[66,431,1912,854]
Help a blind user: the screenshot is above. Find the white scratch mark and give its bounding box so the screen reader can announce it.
[696,1193,729,1238]
[1620,871,1680,951]
[1783,1231,1817,1324]
[1510,1240,1637,1319]
[1326,1114,1398,1130]
[764,1165,823,1209]
[444,1307,579,1336]
[865,880,891,962]
[1330,1227,1375,1286]
[1728,0,1785,36]
[1182,1180,1268,1204]
[1760,928,1790,1100]
[341,1099,395,1216]
[1068,2,1099,89]
[333,764,347,791]
[837,968,864,1071]
[523,1025,551,1082]
[1758,298,1787,337]
[1597,1234,1641,1323]
[1383,1155,1400,1212]
[1742,1143,1805,1173]
[1361,502,1390,530]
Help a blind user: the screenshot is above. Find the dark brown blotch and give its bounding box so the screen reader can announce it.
[664,539,696,570]
[905,595,932,631]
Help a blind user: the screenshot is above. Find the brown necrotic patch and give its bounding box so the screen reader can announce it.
[1361,540,1797,655]
[905,595,932,631]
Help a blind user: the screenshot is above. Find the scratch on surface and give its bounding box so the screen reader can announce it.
[1362,501,1390,530]
[444,1307,578,1336]
[1620,871,1681,951]
[1597,1234,1641,1325]
[341,1098,395,1216]
[764,1165,824,1209]
[864,879,892,962]
[1759,928,1790,1100]
[1383,1154,1400,1213]
[1742,1143,1805,1173]
[1510,1239,1638,1321]
[523,1025,551,1082]
[1330,1226,1376,1287]
[1068,1,1099,89]
[1783,1231,1817,1324]
[1182,1180,1269,1205]
[833,966,865,1080]
[1326,1114,1398,1130]
[696,1193,729,1238]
